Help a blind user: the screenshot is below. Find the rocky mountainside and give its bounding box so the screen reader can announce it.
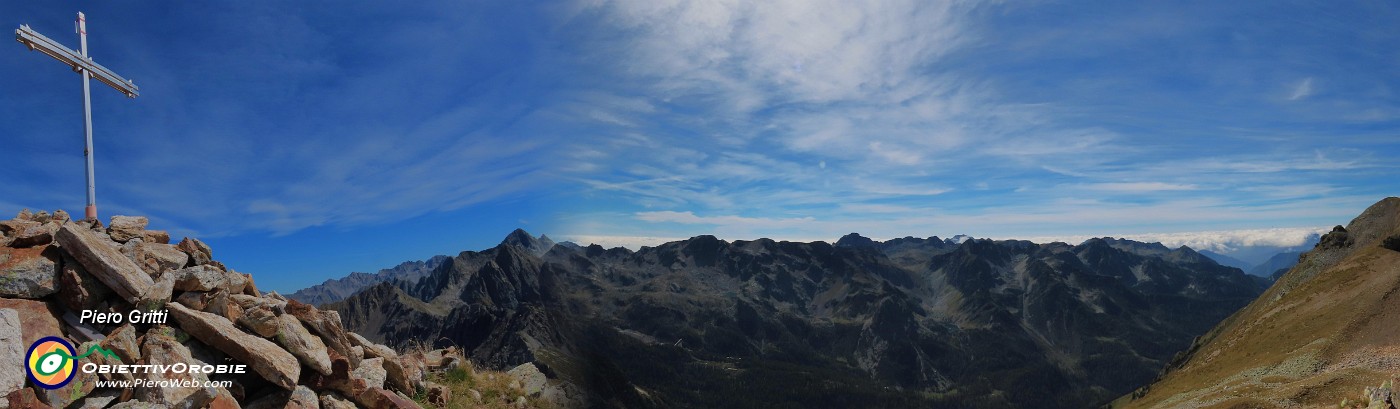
[289,255,451,306]
[0,210,461,408]
[331,228,1268,408]
[1114,197,1400,409]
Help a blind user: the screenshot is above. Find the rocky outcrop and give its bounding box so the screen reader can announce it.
[0,309,22,405]
[54,223,154,304]
[0,210,426,408]
[0,245,59,298]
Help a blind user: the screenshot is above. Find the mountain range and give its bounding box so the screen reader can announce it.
[320,229,1268,408]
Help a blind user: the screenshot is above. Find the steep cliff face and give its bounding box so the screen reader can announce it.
[334,228,1266,408]
[1117,197,1400,409]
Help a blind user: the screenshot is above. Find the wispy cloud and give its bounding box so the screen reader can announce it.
[1288,77,1314,101]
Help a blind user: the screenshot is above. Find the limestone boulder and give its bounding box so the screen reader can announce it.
[273,314,333,376]
[171,265,246,294]
[107,216,148,243]
[353,357,388,390]
[285,300,358,367]
[0,245,59,298]
[204,291,243,324]
[55,224,154,304]
[318,392,357,409]
[121,241,188,277]
[237,304,280,338]
[0,310,22,404]
[167,303,300,390]
[11,222,59,248]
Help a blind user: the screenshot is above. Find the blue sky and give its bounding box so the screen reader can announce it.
[3,1,1397,292]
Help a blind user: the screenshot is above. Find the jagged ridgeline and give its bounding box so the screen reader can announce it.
[330,225,1269,408]
[1115,197,1400,409]
[0,211,462,408]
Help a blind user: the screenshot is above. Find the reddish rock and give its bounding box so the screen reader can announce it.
[142,229,171,245]
[11,222,59,248]
[355,387,423,409]
[0,245,59,299]
[175,237,213,266]
[6,387,51,409]
[0,299,62,349]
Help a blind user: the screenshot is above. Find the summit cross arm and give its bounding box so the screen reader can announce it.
[15,12,139,221]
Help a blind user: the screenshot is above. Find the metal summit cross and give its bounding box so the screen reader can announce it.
[15,12,139,221]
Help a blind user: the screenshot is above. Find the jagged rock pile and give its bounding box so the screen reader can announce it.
[0,210,437,409]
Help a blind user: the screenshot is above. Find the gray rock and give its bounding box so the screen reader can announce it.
[135,331,216,408]
[0,245,59,298]
[171,265,246,294]
[273,314,333,376]
[285,300,360,368]
[318,392,358,409]
[72,389,120,409]
[121,241,189,277]
[245,385,317,409]
[55,224,155,304]
[508,362,549,397]
[59,311,104,343]
[167,303,301,390]
[238,304,280,338]
[0,310,22,403]
[109,402,171,409]
[11,222,59,248]
[107,215,149,243]
[352,357,388,390]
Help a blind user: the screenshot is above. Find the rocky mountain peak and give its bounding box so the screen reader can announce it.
[835,232,878,248]
[499,228,556,257]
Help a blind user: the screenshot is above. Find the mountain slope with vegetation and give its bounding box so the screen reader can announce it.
[1115,197,1400,409]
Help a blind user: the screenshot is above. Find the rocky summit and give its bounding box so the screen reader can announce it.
[0,210,438,409]
[1114,197,1400,409]
[330,226,1269,408]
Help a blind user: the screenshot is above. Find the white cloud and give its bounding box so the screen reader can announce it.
[1077,182,1199,193]
[1022,226,1331,253]
[1288,77,1313,101]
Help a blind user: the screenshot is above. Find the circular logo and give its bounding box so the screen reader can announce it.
[26,336,76,390]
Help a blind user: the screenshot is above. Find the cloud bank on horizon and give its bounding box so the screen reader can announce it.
[2,1,1397,289]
